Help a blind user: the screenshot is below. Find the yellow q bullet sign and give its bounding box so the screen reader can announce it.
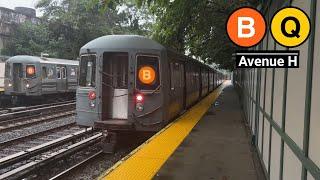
[271,7,311,48]
[138,66,156,85]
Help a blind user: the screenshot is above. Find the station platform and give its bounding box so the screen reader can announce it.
[100,81,265,180]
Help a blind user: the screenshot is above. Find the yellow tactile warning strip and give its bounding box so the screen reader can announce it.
[0,87,4,92]
[99,81,227,180]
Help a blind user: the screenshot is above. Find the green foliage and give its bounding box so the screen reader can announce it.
[143,0,251,70]
[3,0,153,59]
[3,0,253,70]
[2,22,51,56]
[84,0,250,70]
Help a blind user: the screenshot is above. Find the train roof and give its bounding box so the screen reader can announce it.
[6,55,79,65]
[80,35,166,53]
[81,35,216,70]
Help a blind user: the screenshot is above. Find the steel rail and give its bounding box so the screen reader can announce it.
[49,151,104,180]
[0,122,76,147]
[0,133,102,180]
[8,100,76,113]
[0,110,75,133]
[0,102,76,121]
[0,128,94,169]
[0,100,76,116]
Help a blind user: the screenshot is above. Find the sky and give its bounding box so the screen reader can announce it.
[0,0,42,16]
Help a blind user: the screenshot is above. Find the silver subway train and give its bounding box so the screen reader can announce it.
[4,55,79,104]
[76,35,226,151]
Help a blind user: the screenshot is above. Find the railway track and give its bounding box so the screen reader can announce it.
[0,122,77,154]
[0,128,102,180]
[0,100,75,116]
[0,102,76,133]
[49,151,104,180]
[0,109,8,114]
[47,133,152,180]
[0,127,151,179]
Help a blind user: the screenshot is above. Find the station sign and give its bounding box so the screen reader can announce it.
[235,51,299,68]
[226,6,310,68]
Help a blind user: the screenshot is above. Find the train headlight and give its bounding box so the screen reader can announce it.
[136,102,144,112]
[8,83,12,87]
[136,94,143,102]
[26,83,30,88]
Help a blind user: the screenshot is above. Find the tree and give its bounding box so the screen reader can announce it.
[91,0,255,70]
[36,0,154,59]
[2,22,51,56]
[3,0,153,59]
[146,0,252,70]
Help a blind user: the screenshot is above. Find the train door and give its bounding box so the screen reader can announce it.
[56,65,67,92]
[169,61,184,118]
[102,52,129,120]
[12,63,23,92]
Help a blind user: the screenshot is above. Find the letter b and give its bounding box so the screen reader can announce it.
[238,17,255,38]
[143,70,151,80]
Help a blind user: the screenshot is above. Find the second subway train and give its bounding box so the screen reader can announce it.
[4,55,79,104]
[76,35,225,137]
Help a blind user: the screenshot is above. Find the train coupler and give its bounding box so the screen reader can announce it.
[101,131,117,154]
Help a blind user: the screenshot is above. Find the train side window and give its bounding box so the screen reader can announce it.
[136,55,160,91]
[47,67,54,79]
[56,67,61,79]
[62,67,67,79]
[42,67,47,79]
[70,67,76,78]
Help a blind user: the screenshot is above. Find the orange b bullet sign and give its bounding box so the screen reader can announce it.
[138,66,156,85]
[227,7,266,47]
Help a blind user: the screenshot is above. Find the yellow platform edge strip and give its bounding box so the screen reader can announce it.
[99,81,228,180]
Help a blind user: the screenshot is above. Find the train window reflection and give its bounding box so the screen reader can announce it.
[79,55,96,87]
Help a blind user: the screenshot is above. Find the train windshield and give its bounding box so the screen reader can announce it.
[79,55,96,87]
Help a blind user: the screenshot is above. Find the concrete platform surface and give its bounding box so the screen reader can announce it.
[154,84,266,180]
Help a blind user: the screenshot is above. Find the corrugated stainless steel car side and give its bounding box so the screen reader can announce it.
[76,35,226,134]
[5,56,78,96]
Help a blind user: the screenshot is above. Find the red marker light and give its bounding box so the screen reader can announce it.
[88,91,96,100]
[136,94,143,102]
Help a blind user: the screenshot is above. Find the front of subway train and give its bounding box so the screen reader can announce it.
[4,56,38,97]
[76,35,165,133]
